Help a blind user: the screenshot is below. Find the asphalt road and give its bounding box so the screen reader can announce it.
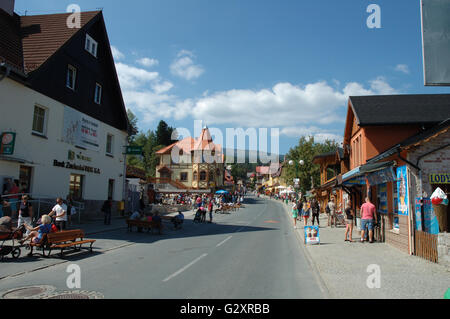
[0,196,325,299]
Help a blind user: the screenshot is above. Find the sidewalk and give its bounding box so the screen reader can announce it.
[272,197,450,299]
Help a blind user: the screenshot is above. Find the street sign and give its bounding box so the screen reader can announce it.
[125,146,143,155]
[0,132,16,155]
[421,0,450,86]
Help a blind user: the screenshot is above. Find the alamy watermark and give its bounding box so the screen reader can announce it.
[66,264,81,289]
[170,121,280,165]
[66,4,81,29]
[366,4,381,29]
[366,264,381,289]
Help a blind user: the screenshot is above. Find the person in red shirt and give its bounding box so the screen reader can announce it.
[360,197,377,243]
[208,200,213,223]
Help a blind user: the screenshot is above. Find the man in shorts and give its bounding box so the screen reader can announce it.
[327,197,336,228]
[360,197,377,243]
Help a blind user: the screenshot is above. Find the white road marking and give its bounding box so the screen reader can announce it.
[216,236,233,247]
[162,253,208,282]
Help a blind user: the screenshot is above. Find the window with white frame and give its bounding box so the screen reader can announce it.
[94,83,102,104]
[66,65,77,90]
[85,34,98,57]
[32,104,48,136]
[106,134,114,155]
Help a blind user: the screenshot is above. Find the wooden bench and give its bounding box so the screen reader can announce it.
[215,205,233,214]
[29,229,96,258]
[126,219,163,234]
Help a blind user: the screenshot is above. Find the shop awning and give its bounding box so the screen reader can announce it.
[0,155,32,164]
[341,161,396,186]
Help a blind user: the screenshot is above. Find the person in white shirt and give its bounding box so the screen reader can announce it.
[48,197,68,231]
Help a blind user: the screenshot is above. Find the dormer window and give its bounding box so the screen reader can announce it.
[85,34,98,57]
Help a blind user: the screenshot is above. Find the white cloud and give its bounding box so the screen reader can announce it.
[395,64,410,74]
[115,62,159,90]
[112,47,399,138]
[111,46,125,61]
[188,78,397,128]
[137,57,159,68]
[314,133,344,144]
[170,50,205,81]
[369,76,398,95]
[152,81,174,94]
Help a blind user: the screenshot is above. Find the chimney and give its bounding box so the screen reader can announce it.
[0,0,15,16]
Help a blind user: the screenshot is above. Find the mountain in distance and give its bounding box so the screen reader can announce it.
[223,148,285,165]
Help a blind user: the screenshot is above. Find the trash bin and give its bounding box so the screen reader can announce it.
[432,204,447,232]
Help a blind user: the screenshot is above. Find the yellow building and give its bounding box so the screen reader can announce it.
[153,127,224,192]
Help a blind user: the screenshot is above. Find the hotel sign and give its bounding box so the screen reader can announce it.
[53,159,101,174]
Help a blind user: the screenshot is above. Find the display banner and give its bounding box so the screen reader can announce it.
[397,166,409,216]
[378,183,388,214]
[423,198,439,235]
[304,226,320,245]
[415,198,423,231]
[63,106,100,151]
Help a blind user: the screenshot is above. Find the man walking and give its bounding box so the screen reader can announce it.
[360,197,377,243]
[49,197,68,231]
[102,197,112,225]
[327,197,336,228]
[311,198,320,226]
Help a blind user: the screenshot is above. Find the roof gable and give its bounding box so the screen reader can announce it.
[0,10,23,70]
[21,11,129,132]
[20,11,100,73]
[349,94,450,126]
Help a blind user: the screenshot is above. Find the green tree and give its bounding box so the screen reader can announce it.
[127,109,139,143]
[282,136,340,194]
[156,120,175,146]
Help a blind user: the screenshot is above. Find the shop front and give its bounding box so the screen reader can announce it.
[339,161,408,248]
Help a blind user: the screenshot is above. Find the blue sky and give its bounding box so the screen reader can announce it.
[15,0,450,155]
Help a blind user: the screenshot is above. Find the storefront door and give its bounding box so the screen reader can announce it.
[19,165,33,194]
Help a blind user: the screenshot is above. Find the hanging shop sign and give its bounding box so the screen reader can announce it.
[429,174,450,184]
[397,166,409,216]
[0,132,16,155]
[366,167,396,186]
[53,159,101,174]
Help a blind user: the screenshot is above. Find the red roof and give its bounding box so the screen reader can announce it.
[0,9,100,73]
[156,128,223,158]
[21,11,100,73]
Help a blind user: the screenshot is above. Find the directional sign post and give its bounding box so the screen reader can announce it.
[125,146,143,155]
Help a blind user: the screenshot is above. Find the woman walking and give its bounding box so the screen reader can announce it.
[302,199,310,226]
[344,204,354,242]
[292,201,299,229]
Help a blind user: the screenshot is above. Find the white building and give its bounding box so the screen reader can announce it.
[0,4,130,217]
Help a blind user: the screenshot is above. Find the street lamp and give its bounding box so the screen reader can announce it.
[289,160,305,195]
